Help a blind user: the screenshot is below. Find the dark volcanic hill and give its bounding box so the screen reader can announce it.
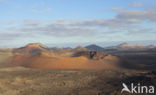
[85,44,104,52]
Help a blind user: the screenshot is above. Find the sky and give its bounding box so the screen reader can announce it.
[0,0,156,47]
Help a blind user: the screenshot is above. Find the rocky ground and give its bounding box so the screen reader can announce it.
[0,67,155,95]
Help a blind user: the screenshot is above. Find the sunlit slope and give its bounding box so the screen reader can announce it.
[0,43,124,70]
[11,53,121,69]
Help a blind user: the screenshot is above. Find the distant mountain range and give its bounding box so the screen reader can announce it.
[85,43,156,52]
[1,43,156,53]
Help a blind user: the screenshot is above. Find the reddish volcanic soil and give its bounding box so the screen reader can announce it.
[11,53,121,70]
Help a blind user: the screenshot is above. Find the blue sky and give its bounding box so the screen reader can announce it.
[0,0,156,47]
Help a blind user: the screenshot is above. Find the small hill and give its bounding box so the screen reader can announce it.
[146,45,156,48]
[85,44,104,52]
[51,46,63,51]
[74,46,88,52]
[13,43,52,54]
[117,43,144,49]
[10,52,121,70]
[0,48,12,52]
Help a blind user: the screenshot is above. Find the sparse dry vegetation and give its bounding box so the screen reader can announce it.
[0,67,155,95]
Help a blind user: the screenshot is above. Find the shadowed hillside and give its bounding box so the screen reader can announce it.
[0,43,156,70]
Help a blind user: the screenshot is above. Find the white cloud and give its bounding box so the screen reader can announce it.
[8,13,14,16]
[31,8,51,13]
[31,2,51,13]
[22,19,42,26]
[19,20,97,37]
[73,8,156,28]
[1,7,156,41]
[130,3,143,7]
